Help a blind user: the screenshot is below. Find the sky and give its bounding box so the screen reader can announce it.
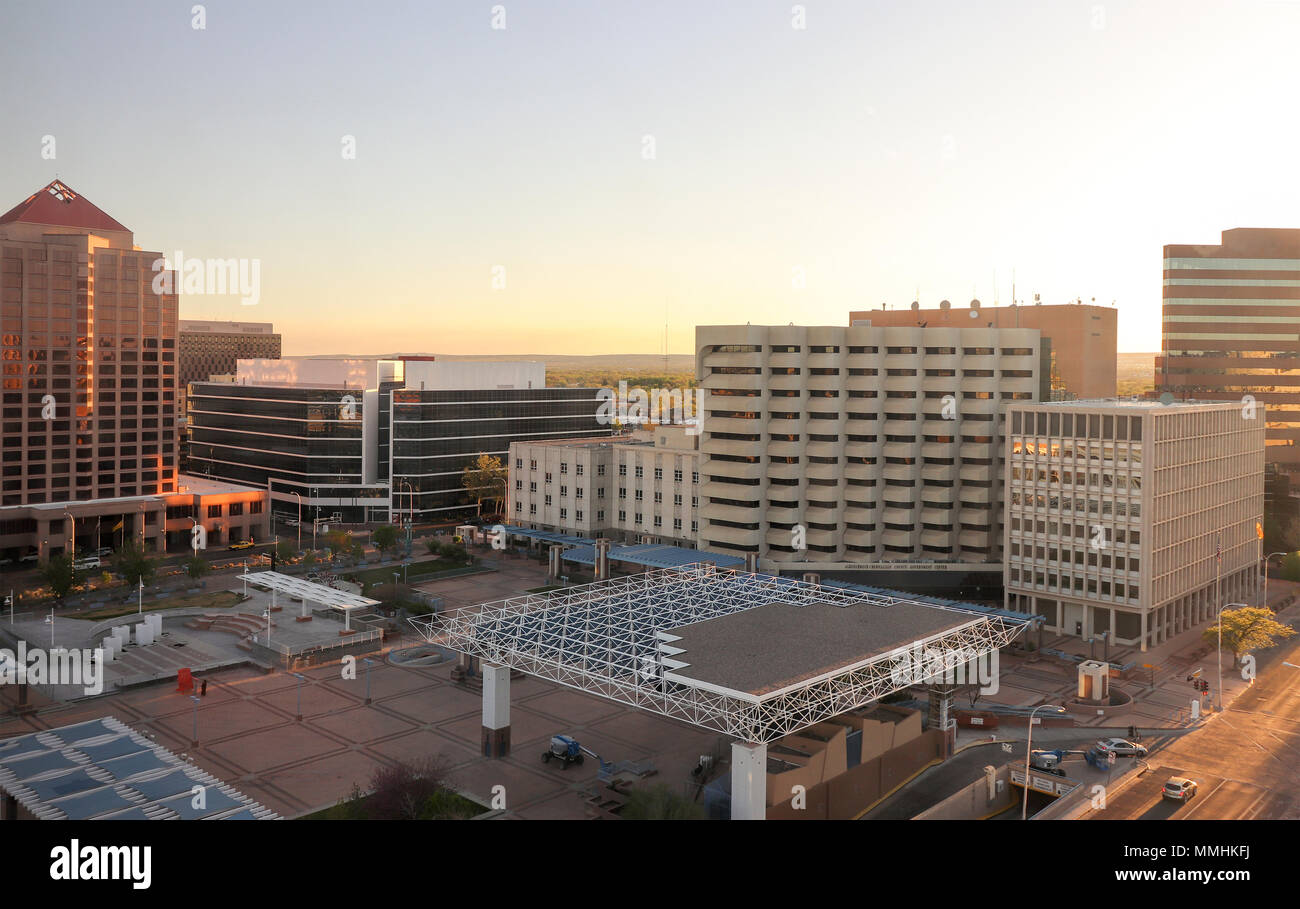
[2,0,1297,357]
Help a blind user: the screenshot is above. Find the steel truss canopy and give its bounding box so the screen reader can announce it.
[239,570,379,611]
[410,565,1027,743]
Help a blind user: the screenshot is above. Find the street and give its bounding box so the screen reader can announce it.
[1081,624,1300,820]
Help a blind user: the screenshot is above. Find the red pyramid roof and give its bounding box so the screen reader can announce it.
[0,180,130,234]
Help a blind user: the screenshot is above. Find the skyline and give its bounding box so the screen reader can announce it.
[4,1,1299,357]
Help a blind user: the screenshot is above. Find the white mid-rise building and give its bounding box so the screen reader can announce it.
[695,324,1042,570]
[1003,399,1264,651]
[509,426,701,547]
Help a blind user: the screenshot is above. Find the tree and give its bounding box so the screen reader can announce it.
[183,555,209,582]
[423,537,441,556]
[372,524,399,555]
[1282,552,1300,583]
[1203,606,1298,668]
[365,756,456,820]
[461,454,506,515]
[325,530,353,558]
[41,554,76,601]
[621,783,706,820]
[276,538,297,564]
[112,541,157,588]
[439,541,471,565]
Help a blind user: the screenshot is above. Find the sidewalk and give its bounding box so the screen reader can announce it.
[983,578,1300,730]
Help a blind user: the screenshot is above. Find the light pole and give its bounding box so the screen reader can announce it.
[190,694,201,747]
[293,672,306,721]
[63,510,74,561]
[1021,705,1066,820]
[1216,602,1248,711]
[263,609,272,646]
[363,657,374,705]
[292,491,302,551]
[312,487,319,549]
[5,590,12,625]
[191,518,200,558]
[137,578,144,615]
[46,608,54,648]
[1262,551,1288,609]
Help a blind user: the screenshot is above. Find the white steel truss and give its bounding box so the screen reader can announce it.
[409,565,1027,743]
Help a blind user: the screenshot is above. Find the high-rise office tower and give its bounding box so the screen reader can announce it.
[1157,228,1300,469]
[0,180,179,507]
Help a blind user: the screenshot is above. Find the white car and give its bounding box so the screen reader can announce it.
[1096,738,1148,758]
[73,556,102,571]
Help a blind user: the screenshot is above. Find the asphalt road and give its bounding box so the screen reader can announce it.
[1082,624,1300,821]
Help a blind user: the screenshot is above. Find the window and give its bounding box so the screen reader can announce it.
[654,467,663,480]
[229,502,243,517]
[207,504,222,518]
[635,466,644,478]
[560,462,568,474]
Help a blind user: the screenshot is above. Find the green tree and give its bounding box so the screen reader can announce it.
[183,555,209,582]
[1204,606,1298,668]
[1281,552,1300,583]
[41,554,76,601]
[325,530,353,557]
[621,784,706,820]
[276,538,297,564]
[112,541,157,588]
[461,454,506,515]
[423,536,441,556]
[372,524,399,555]
[439,541,471,565]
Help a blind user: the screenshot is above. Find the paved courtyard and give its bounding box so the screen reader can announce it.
[0,557,722,819]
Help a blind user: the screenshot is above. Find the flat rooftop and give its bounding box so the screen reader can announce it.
[663,599,977,697]
[175,474,266,496]
[1016,397,1243,411]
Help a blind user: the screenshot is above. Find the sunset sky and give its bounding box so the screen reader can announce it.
[2,0,1297,356]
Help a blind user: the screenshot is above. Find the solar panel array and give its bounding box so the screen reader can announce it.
[0,717,279,820]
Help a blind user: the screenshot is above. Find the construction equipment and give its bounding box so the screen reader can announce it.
[542,734,600,770]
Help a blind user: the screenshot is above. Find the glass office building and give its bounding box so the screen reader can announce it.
[1157,228,1300,470]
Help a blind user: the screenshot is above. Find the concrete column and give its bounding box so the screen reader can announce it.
[481,663,511,757]
[1140,609,1148,653]
[744,552,758,573]
[548,544,563,579]
[595,539,610,580]
[63,514,75,557]
[731,741,767,820]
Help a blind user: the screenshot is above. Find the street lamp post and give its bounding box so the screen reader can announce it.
[1021,705,1066,821]
[292,491,302,551]
[293,672,306,721]
[1215,602,1248,711]
[190,694,201,747]
[137,578,143,615]
[63,510,74,561]
[5,590,12,625]
[1262,551,1288,609]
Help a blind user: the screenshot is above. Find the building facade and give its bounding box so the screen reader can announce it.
[695,324,1040,572]
[1004,400,1264,650]
[187,357,610,526]
[1156,228,1300,470]
[508,425,700,546]
[0,180,189,559]
[850,300,1116,400]
[177,319,280,417]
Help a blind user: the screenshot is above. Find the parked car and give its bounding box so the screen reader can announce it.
[19,552,40,564]
[72,556,101,571]
[95,547,113,558]
[1162,777,1198,801]
[228,539,255,551]
[1096,738,1148,758]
